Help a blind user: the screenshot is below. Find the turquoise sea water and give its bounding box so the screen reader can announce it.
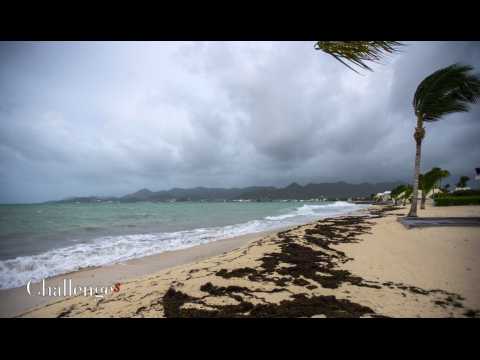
[0,201,366,289]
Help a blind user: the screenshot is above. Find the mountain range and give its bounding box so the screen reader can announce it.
[52,181,405,203]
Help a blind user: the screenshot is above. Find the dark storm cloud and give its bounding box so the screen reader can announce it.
[0,41,479,203]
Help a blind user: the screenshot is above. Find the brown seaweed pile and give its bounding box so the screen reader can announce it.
[162,286,378,318]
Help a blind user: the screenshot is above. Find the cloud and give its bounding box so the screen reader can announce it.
[0,41,479,203]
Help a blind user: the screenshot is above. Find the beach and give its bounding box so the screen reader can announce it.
[0,229,284,317]
[7,204,480,318]
[2,40,479,320]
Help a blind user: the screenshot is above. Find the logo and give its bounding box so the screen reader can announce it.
[26,279,121,298]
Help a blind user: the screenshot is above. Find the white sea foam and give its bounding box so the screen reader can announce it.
[264,201,357,220]
[0,201,366,289]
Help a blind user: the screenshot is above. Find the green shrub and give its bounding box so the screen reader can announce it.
[434,196,480,206]
[435,189,480,198]
[450,189,480,197]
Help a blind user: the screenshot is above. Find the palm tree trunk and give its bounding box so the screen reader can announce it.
[408,115,425,218]
[420,190,426,209]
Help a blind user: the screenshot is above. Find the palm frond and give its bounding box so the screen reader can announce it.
[315,41,403,73]
[403,185,413,200]
[413,63,480,122]
[421,167,450,193]
[391,184,407,198]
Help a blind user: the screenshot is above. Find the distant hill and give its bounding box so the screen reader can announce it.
[52,181,405,203]
[121,186,278,202]
[238,181,404,200]
[121,188,154,201]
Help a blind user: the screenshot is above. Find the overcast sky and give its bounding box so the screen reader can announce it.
[0,41,479,203]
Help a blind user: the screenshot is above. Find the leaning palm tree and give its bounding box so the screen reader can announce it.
[420,167,450,209]
[315,41,403,72]
[434,168,450,197]
[408,64,480,217]
[391,184,407,206]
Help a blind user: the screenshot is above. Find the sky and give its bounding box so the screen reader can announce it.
[0,41,479,203]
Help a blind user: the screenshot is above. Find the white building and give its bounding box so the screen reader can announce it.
[375,191,391,202]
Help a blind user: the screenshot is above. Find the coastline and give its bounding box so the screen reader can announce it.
[0,206,369,317]
[0,228,284,317]
[8,204,480,318]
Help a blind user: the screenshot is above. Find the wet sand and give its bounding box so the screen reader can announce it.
[8,205,480,318]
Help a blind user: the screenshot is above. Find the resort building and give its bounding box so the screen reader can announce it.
[375,191,391,202]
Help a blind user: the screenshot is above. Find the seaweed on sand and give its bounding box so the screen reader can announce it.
[214,211,393,290]
[158,205,470,318]
[162,287,377,318]
[159,206,399,317]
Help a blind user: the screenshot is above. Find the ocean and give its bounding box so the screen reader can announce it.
[0,201,367,289]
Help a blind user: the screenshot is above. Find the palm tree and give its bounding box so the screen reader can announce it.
[315,41,403,72]
[420,167,450,209]
[391,184,407,205]
[435,169,450,195]
[407,64,480,217]
[391,184,413,206]
[457,175,471,188]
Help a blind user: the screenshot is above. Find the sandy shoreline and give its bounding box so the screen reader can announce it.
[5,204,480,318]
[0,228,286,317]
